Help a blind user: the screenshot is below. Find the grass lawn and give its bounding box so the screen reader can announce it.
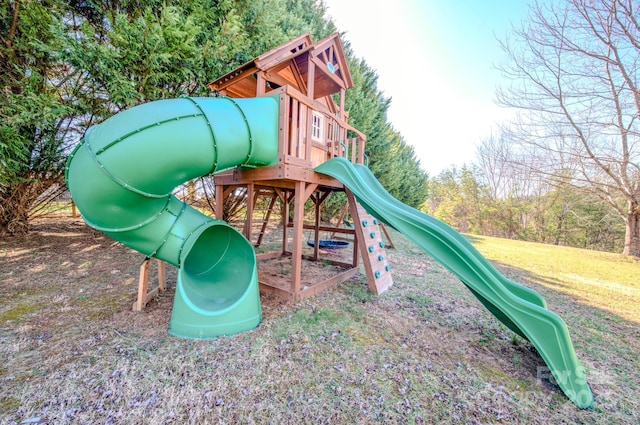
[1,218,638,424]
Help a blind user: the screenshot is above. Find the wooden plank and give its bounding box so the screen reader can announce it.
[307,54,315,98]
[282,188,291,254]
[380,223,396,249]
[288,223,355,235]
[279,90,288,163]
[299,103,308,160]
[297,267,359,301]
[256,251,284,261]
[285,155,312,168]
[301,256,355,269]
[157,260,166,293]
[208,65,259,92]
[214,165,283,183]
[214,165,343,188]
[256,72,266,96]
[290,97,299,157]
[303,183,319,201]
[305,107,313,162]
[256,193,278,247]
[290,181,305,295]
[313,192,321,260]
[243,183,254,241]
[258,280,295,302]
[215,184,224,220]
[132,258,166,311]
[133,258,151,312]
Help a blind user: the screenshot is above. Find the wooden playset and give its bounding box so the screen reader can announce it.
[133,32,394,307]
[210,32,394,301]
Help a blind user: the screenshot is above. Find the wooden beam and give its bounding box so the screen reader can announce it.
[244,183,255,241]
[380,223,396,249]
[313,191,321,260]
[306,54,315,98]
[256,251,284,261]
[278,89,288,164]
[132,258,166,311]
[296,267,359,301]
[256,193,278,247]
[258,280,295,302]
[215,184,224,220]
[282,188,291,255]
[256,72,266,96]
[304,183,319,201]
[133,259,150,312]
[291,181,306,295]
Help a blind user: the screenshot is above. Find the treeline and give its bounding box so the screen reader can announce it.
[424,137,626,253]
[0,0,428,234]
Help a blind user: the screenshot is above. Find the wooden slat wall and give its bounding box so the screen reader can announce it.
[272,85,366,168]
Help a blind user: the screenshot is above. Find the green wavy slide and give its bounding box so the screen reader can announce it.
[315,157,594,409]
[66,96,279,339]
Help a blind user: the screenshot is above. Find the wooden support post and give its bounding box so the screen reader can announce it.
[256,73,266,96]
[282,189,291,254]
[313,193,320,261]
[243,183,255,241]
[215,184,225,220]
[291,181,306,297]
[133,258,167,311]
[256,193,278,247]
[380,223,396,249]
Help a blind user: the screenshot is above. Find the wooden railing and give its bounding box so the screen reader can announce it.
[272,85,366,168]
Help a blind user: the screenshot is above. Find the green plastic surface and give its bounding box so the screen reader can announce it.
[315,157,594,409]
[66,96,279,339]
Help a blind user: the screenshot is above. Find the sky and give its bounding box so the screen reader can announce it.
[323,0,532,176]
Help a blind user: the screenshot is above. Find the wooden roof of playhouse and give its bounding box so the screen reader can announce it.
[208,32,353,102]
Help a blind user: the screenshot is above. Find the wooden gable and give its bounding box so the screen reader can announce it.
[308,33,354,99]
[207,33,353,101]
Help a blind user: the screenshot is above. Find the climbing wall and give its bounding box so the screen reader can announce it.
[348,193,393,295]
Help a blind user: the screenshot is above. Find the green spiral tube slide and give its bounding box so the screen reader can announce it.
[65,96,279,339]
[315,157,594,409]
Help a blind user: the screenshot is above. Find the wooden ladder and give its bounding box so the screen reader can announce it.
[347,191,393,295]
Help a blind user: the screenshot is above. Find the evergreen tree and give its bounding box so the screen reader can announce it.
[1,0,428,233]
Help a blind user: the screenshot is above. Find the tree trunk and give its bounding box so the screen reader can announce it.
[0,178,57,236]
[624,200,640,257]
[0,184,32,235]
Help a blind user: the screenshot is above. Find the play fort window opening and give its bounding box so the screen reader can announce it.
[311,111,323,142]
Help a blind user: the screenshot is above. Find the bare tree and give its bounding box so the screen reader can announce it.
[496,0,640,256]
[476,132,542,200]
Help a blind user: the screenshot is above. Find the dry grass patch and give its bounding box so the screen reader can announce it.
[0,219,638,424]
